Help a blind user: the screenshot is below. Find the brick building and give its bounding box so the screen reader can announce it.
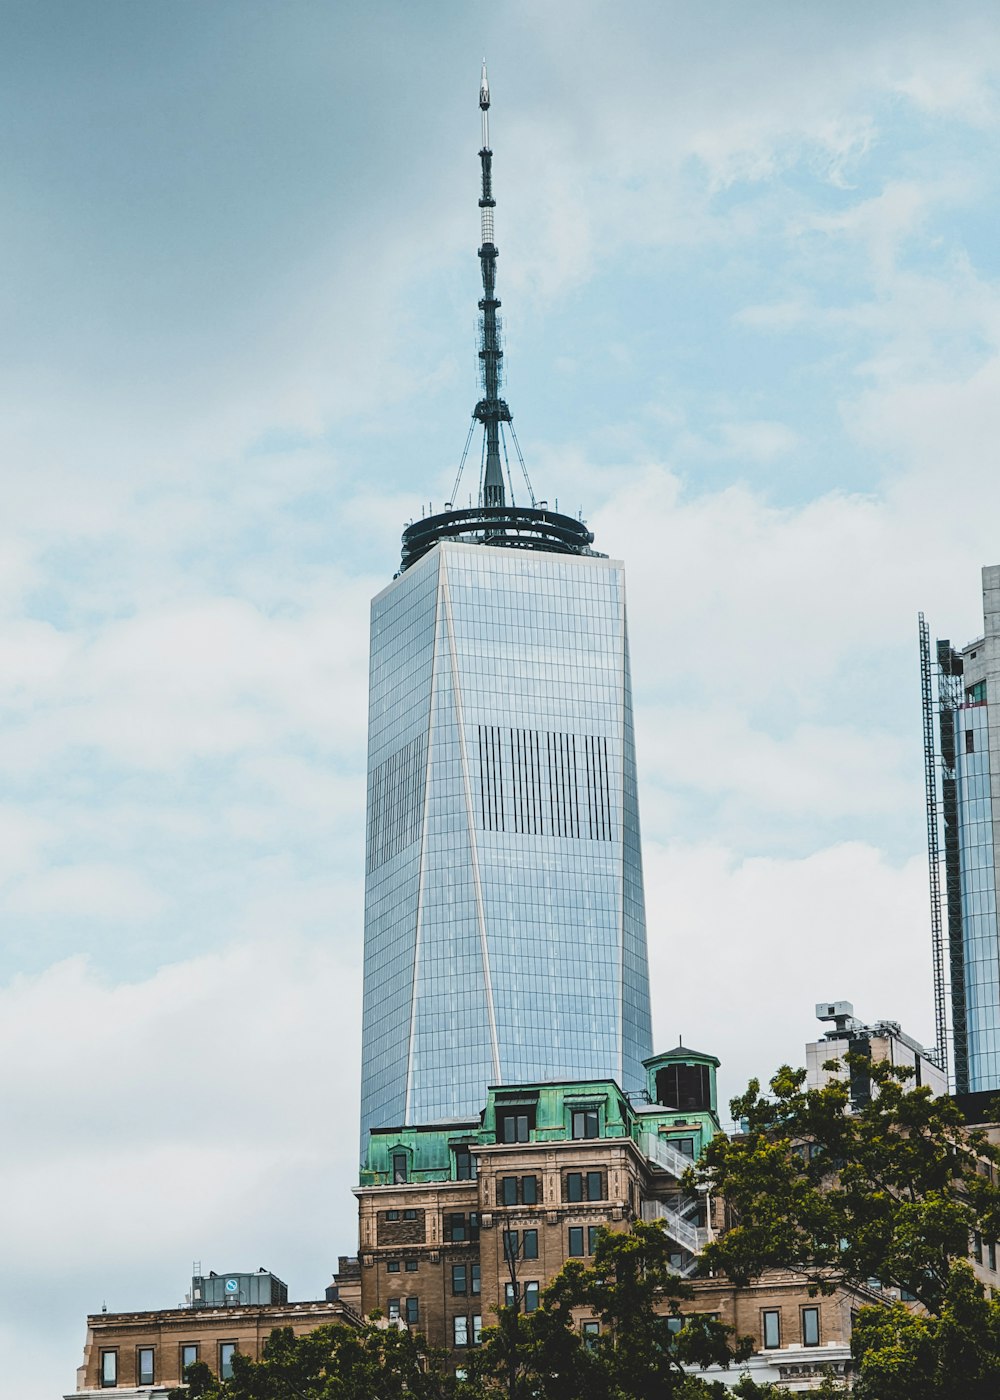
[67,1269,360,1399]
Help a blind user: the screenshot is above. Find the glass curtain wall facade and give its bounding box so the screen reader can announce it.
[933,564,1000,1093]
[360,541,653,1149]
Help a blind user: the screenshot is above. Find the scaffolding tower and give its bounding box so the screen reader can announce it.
[919,613,949,1082]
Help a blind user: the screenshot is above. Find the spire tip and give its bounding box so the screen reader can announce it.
[480,59,490,110]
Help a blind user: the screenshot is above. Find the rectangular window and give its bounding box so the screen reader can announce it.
[388,1298,400,1320]
[587,1171,603,1201]
[588,1225,600,1255]
[405,1297,419,1324]
[666,1316,683,1336]
[471,1264,481,1296]
[504,1282,516,1308]
[499,1111,532,1143]
[403,1208,417,1221]
[522,1229,538,1259]
[572,1109,599,1139]
[393,1152,408,1184]
[386,1210,400,1221]
[454,1145,475,1180]
[521,1175,538,1205]
[974,1231,984,1264]
[966,729,976,754]
[502,1176,518,1206]
[568,1226,585,1256]
[100,1351,117,1388]
[452,1264,467,1295]
[473,1315,482,1345]
[582,1321,600,1349]
[503,1229,519,1261]
[674,1137,695,1158]
[802,1308,820,1347]
[405,1260,418,1272]
[454,1315,469,1348]
[181,1345,198,1376]
[137,1348,154,1386]
[220,1343,237,1381]
[446,1213,467,1242]
[387,1260,400,1273]
[524,1282,540,1313]
[567,1173,583,1202]
[990,1242,997,1271]
[762,1310,780,1349]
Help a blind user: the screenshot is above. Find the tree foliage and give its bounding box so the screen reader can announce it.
[468,1220,759,1400]
[692,1056,1000,1314]
[850,1260,1000,1400]
[166,1320,461,1400]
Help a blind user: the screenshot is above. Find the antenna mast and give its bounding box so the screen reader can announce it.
[475,60,510,508]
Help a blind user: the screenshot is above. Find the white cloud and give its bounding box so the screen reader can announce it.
[645,839,933,1119]
[0,940,361,1398]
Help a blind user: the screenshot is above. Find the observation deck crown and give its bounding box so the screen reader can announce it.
[399,504,596,573]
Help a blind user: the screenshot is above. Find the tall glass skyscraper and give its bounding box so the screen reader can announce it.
[359,68,652,1149]
[923,564,1000,1095]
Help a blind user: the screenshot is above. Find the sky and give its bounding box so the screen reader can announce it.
[5,1,1000,1392]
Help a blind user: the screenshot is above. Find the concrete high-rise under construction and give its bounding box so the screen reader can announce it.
[358,67,653,1152]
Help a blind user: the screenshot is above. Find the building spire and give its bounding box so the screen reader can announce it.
[475,59,510,509]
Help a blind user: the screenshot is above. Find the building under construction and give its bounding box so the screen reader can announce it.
[920,565,1000,1100]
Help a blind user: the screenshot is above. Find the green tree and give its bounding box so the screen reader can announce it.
[692,1056,1000,1314]
[850,1260,1000,1400]
[468,1220,754,1400]
[166,1320,461,1400]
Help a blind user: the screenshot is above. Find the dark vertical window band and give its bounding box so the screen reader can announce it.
[941,707,969,1094]
[477,725,611,840]
[366,735,427,871]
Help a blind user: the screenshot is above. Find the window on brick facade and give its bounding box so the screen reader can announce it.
[801,1308,820,1346]
[387,1261,400,1272]
[588,1225,600,1254]
[405,1297,419,1324]
[502,1176,518,1206]
[444,1212,479,1242]
[388,1298,400,1319]
[524,1282,539,1313]
[504,1282,517,1308]
[454,1316,469,1347]
[566,1170,603,1202]
[572,1109,599,1139]
[220,1344,237,1381]
[522,1229,538,1259]
[762,1310,780,1349]
[522,1175,538,1204]
[403,1209,417,1220]
[666,1316,683,1336]
[137,1349,154,1386]
[386,1210,400,1221]
[100,1351,117,1388]
[180,1345,198,1377]
[568,1227,585,1256]
[582,1321,600,1349]
[471,1263,481,1295]
[473,1314,482,1344]
[405,1260,418,1272]
[503,1229,519,1261]
[452,1264,467,1295]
